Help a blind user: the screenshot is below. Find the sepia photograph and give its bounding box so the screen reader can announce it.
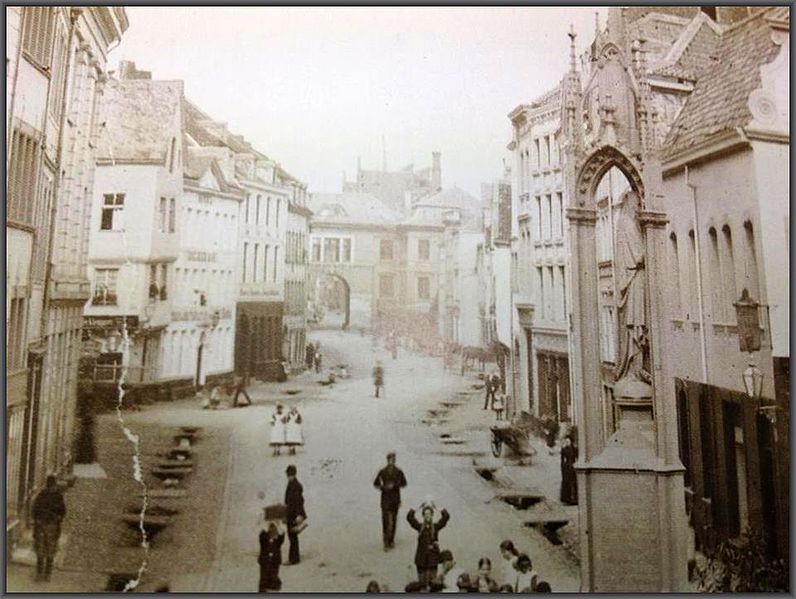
[5,4,790,593]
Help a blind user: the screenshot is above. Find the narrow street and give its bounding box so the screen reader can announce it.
[202,329,579,592]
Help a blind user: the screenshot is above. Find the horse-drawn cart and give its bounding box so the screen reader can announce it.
[489,412,538,459]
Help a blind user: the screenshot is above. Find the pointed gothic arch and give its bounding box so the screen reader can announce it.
[575,145,645,207]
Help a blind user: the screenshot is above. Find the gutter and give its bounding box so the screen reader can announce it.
[685,166,709,382]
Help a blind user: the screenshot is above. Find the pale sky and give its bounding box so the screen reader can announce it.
[110,7,608,196]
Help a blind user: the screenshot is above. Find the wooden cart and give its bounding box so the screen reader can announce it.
[489,412,538,459]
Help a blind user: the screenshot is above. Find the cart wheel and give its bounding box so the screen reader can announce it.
[491,434,503,458]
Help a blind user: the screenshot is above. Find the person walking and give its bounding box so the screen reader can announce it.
[258,521,285,591]
[232,373,252,407]
[483,372,496,410]
[372,361,385,398]
[284,465,306,565]
[406,503,450,586]
[305,342,315,371]
[285,405,304,456]
[32,475,66,581]
[314,352,323,373]
[372,452,407,550]
[270,403,287,456]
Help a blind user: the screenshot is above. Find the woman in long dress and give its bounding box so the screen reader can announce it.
[270,403,287,456]
[285,406,304,455]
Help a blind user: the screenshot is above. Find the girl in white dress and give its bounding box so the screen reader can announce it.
[284,406,304,455]
[270,403,287,456]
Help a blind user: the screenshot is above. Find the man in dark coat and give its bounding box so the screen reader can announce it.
[373,452,407,550]
[372,361,385,398]
[483,372,497,410]
[232,372,252,407]
[305,343,315,371]
[284,465,306,565]
[32,475,66,581]
[407,504,450,586]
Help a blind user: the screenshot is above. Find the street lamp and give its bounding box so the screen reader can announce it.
[742,362,764,400]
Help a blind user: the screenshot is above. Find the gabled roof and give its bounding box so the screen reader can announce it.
[308,192,404,226]
[663,8,787,158]
[97,79,183,163]
[651,12,722,82]
[183,150,244,194]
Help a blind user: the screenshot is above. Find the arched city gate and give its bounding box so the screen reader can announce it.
[312,272,351,330]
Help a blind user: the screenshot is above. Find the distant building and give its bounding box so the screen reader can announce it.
[307,192,406,330]
[6,6,127,538]
[342,152,441,213]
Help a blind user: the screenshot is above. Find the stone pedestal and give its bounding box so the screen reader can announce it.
[576,421,689,592]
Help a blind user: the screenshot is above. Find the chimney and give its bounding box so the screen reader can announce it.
[118,60,151,80]
[431,151,442,191]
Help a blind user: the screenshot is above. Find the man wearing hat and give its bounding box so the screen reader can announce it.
[32,475,66,581]
[284,465,306,565]
[373,452,407,550]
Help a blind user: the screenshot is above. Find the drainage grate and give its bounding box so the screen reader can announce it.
[498,495,543,510]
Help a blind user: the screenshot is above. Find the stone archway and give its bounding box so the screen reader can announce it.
[314,272,351,330]
[575,145,645,208]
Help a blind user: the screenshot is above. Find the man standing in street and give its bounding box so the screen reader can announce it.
[372,360,385,398]
[305,342,315,371]
[32,475,66,581]
[373,452,407,550]
[483,371,496,410]
[232,372,252,407]
[284,465,306,565]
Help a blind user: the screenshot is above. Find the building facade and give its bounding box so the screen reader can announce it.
[284,183,312,371]
[508,85,570,421]
[6,6,127,535]
[659,7,790,559]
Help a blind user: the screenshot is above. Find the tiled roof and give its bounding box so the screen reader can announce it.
[97,79,182,162]
[663,9,785,158]
[308,192,404,226]
[413,186,484,213]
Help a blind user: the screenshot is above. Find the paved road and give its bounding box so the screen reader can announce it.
[203,330,580,592]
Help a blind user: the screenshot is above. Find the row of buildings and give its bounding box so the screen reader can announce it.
[85,60,311,397]
[483,5,789,581]
[313,4,788,585]
[7,5,129,543]
[6,6,312,545]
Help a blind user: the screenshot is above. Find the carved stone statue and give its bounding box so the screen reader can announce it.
[613,190,650,383]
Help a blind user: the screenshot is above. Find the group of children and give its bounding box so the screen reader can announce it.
[269,402,304,456]
[365,539,552,593]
